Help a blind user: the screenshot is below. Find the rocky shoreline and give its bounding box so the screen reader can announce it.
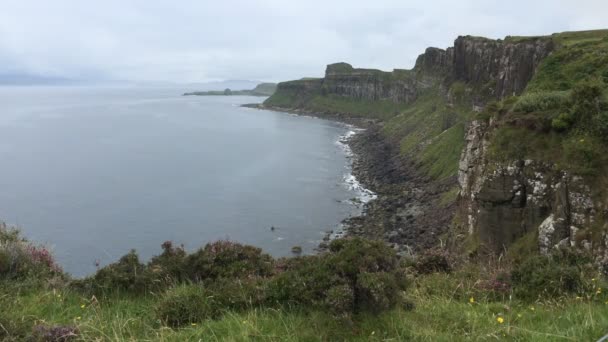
[243,103,456,256]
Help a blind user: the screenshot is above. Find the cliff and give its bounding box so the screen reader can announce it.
[268,35,553,109]
[264,29,608,262]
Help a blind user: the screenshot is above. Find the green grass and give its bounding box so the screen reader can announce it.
[306,95,408,121]
[2,275,607,341]
[526,32,608,92]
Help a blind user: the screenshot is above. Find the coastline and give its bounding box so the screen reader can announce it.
[243,102,456,256]
[242,103,390,251]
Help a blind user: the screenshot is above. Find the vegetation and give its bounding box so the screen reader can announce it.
[2,224,608,341]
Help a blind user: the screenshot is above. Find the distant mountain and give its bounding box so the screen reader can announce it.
[183,82,277,97]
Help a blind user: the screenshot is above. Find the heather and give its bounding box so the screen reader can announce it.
[1,224,607,341]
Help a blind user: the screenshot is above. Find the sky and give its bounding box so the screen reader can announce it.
[1,0,608,83]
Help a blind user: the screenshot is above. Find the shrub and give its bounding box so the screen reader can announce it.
[147,241,188,282]
[84,250,153,294]
[185,241,274,281]
[563,135,603,175]
[157,279,269,327]
[204,278,270,311]
[512,91,570,113]
[0,223,61,281]
[511,248,593,301]
[268,238,407,315]
[551,112,575,131]
[356,271,400,312]
[325,284,355,315]
[593,110,608,141]
[156,285,221,327]
[413,250,452,274]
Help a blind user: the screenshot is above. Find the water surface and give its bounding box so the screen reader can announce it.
[0,87,364,276]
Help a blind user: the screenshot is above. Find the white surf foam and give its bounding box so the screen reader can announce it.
[336,127,378,205]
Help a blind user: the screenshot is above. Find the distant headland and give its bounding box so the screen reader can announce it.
[183,82,277,97]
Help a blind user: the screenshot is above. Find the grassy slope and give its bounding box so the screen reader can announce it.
[266,82,472,182]
[487,30,608,190]
[2,278,608,341]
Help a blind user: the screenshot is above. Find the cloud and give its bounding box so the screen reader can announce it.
[0,0,607,82]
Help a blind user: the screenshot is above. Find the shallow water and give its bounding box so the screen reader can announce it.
[0,86,369,276]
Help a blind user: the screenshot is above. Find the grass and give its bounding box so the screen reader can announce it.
[2,273,607,341]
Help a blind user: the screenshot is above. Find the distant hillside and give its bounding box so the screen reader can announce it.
[183,82,277,97]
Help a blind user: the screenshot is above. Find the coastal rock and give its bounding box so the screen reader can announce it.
[452,36,554,98]
[458,121,597,253]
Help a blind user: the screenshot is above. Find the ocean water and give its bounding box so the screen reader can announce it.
[0,86,372,276]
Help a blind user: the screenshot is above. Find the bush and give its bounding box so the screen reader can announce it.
[593,110,608,141]
[185,241,274,281]
[83,250,153,294]
[268,238,407,315]
[157,279,269,327]
[147,241,188,282]
[551,112,575,131]
[512,91,570,113]
[356,271,401,312]
[0,223,62,281]
[511,248,593,301]
[204,278,270,311]
[156,285,221,327]
[413,250,452,274]
[563,135,603,175]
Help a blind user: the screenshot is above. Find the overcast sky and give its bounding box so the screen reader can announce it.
[1,0,607,83]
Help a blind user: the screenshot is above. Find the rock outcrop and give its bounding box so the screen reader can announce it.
[458,120,599,254]
[321,63,421,103]
[452,36,554,98]
[270,36,554,111]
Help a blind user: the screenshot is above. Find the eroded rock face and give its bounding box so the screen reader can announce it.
[322,63,423,103]
[458,121,597,254]
[270,36,553,110]
[452,36,554,98]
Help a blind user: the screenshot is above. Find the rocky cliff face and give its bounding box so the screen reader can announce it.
[266,31,607,260]
[321,63,422,103]
[271,36,554,110]
[452,36,554,99]
[458,120,607,259]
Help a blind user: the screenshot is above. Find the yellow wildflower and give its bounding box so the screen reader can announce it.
[80,304,86,309]
[371,331,375,335]
[529,306,535,311]
[76,316,81,320]
[191,323,197,326]
[596,288,602,295]
[469,297,475,304]
[497,317,504,324]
